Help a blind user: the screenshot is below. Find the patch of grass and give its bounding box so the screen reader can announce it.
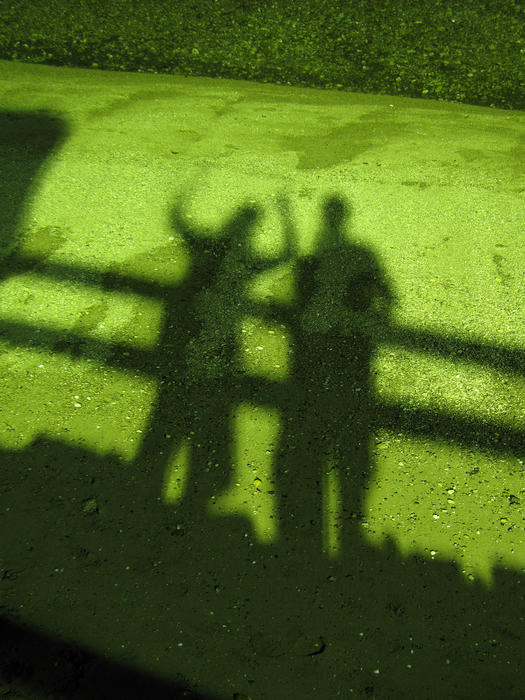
[0,0,523,110]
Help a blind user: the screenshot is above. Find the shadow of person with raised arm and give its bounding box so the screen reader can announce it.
[270,194,396,561]
[131,194,291,536]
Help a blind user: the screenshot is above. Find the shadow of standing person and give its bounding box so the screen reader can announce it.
[272,193,397,563]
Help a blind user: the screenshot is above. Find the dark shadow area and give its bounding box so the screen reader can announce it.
[0,616,219,700]
[0,109,524,699]
[0,110,70,279]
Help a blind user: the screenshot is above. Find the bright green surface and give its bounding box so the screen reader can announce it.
[0,0,523,110]
[0,57,524,699]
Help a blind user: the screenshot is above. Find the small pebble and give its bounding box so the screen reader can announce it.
[82,498,98,514]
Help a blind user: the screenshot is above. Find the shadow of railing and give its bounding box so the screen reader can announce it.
[1,108,524,699]
[1,248,522,459]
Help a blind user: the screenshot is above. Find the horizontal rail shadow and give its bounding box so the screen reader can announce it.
[2,253,524,377]
[0,253,523,464]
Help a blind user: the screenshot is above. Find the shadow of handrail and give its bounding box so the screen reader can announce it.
[1,250,523,466]
[2,252,523,375]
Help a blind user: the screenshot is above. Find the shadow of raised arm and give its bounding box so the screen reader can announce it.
[170,194,226,256]
[170,193,269,274]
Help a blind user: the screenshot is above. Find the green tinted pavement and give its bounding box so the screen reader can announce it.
[0,58,524,699]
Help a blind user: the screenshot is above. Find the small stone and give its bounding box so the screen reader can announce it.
[82,498,98,514]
